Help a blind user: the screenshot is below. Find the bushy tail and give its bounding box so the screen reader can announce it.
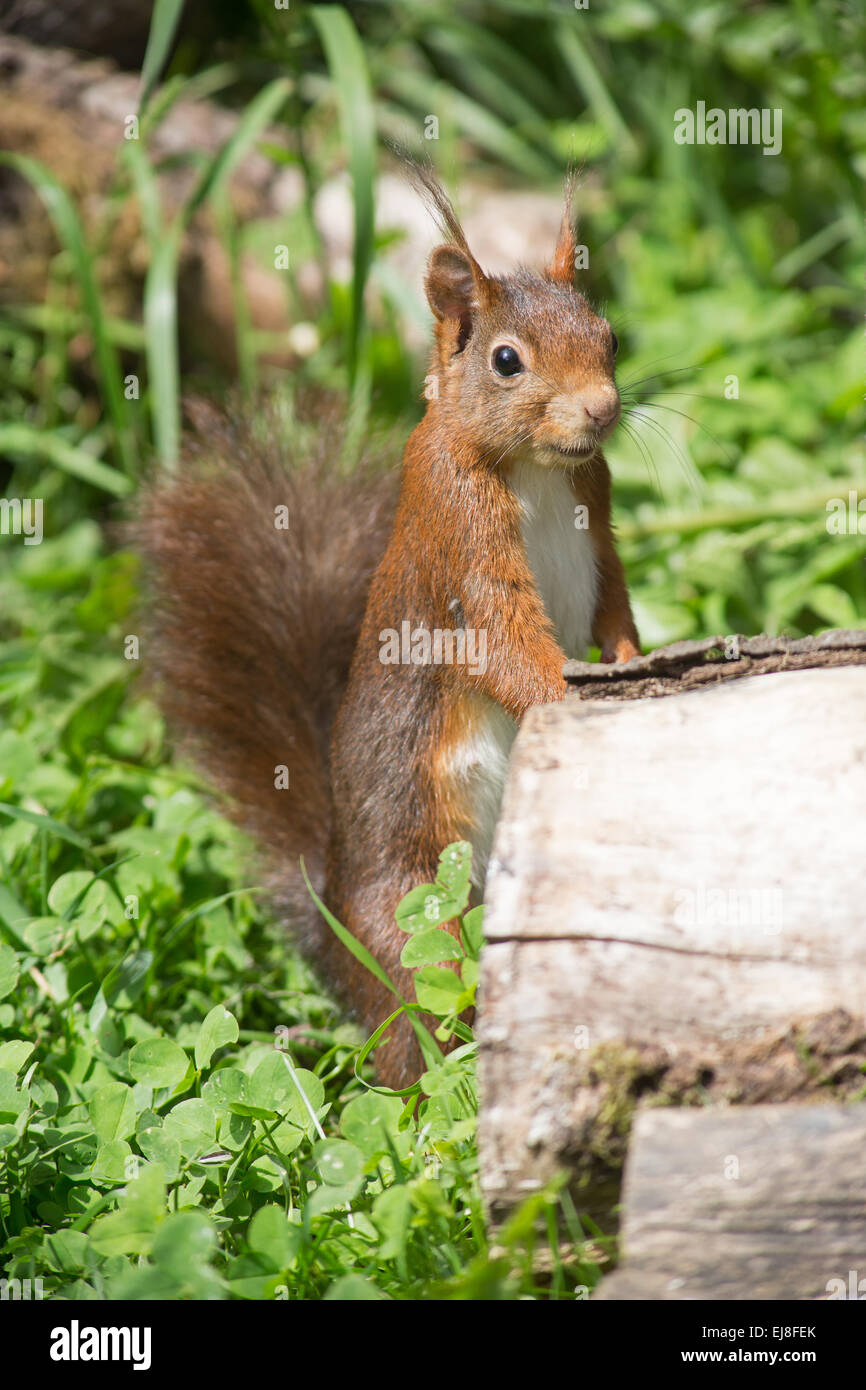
[136,398,398,942]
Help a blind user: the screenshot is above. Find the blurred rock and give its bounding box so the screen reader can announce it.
[315,171,564,347]
[0,33,567,370]
[0,34,302,372]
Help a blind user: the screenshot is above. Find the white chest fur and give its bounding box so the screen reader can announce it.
[508,457,599,657]
[450,460,599,888]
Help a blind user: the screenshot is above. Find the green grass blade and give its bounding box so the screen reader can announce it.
[7,304,145,352]
[184,77,291,220]
[123,139,164,246]
[423,22,554,132]
[0,802,89,849]
[140,63,246,141]
[157,888,260,961]
[424,18,560,119]
[312,6,377,382]
[773,216,857,285]
[0,155,137,476]
[301,861,445,1077]
[142,223,182,468]
[616,484,866,541]
[555,20,639,163]
[139,0,187,115]
[125,141,177,468]
[301,860,399,998]
[383,67,550,180]
[353,1010,422,1096]
[0,424,133,497]
[141,78,290,466]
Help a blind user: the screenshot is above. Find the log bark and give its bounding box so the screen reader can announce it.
[564,629,866,701]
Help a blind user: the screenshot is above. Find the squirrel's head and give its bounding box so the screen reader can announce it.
[417,165,619,471]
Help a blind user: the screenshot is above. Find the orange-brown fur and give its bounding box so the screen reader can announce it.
[138,167,639,1089]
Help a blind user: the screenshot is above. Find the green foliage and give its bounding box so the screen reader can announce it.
[0,515,596,1296]
[139,0,187,115]
[0,155,137,478]
[0,564,596,1295]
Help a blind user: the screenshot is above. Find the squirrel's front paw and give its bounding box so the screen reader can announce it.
[601,637,640,664]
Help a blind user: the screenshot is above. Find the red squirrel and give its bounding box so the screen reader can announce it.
[140,165,639,1088]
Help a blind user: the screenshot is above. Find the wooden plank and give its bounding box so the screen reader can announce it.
[594,1104,866,1300]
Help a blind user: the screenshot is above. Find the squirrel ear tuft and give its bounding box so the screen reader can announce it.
[401,153,487,344]
[425,244,481,339]
[546,168,578,285]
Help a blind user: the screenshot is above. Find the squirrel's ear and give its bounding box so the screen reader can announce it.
[425,245,482,344]
[546,169,578,285]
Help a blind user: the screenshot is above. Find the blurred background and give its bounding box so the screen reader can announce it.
[1,0,864,655]
[0,0,863,1301]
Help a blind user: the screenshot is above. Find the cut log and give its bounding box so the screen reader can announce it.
[594,1104,866,1300]
[478,652,866,1240]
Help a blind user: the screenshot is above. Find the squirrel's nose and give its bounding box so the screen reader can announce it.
[546,384,620,442]
[583,397,619,429]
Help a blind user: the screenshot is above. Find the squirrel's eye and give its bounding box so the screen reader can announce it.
[610,331,619,357]
[492,345,523,377]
